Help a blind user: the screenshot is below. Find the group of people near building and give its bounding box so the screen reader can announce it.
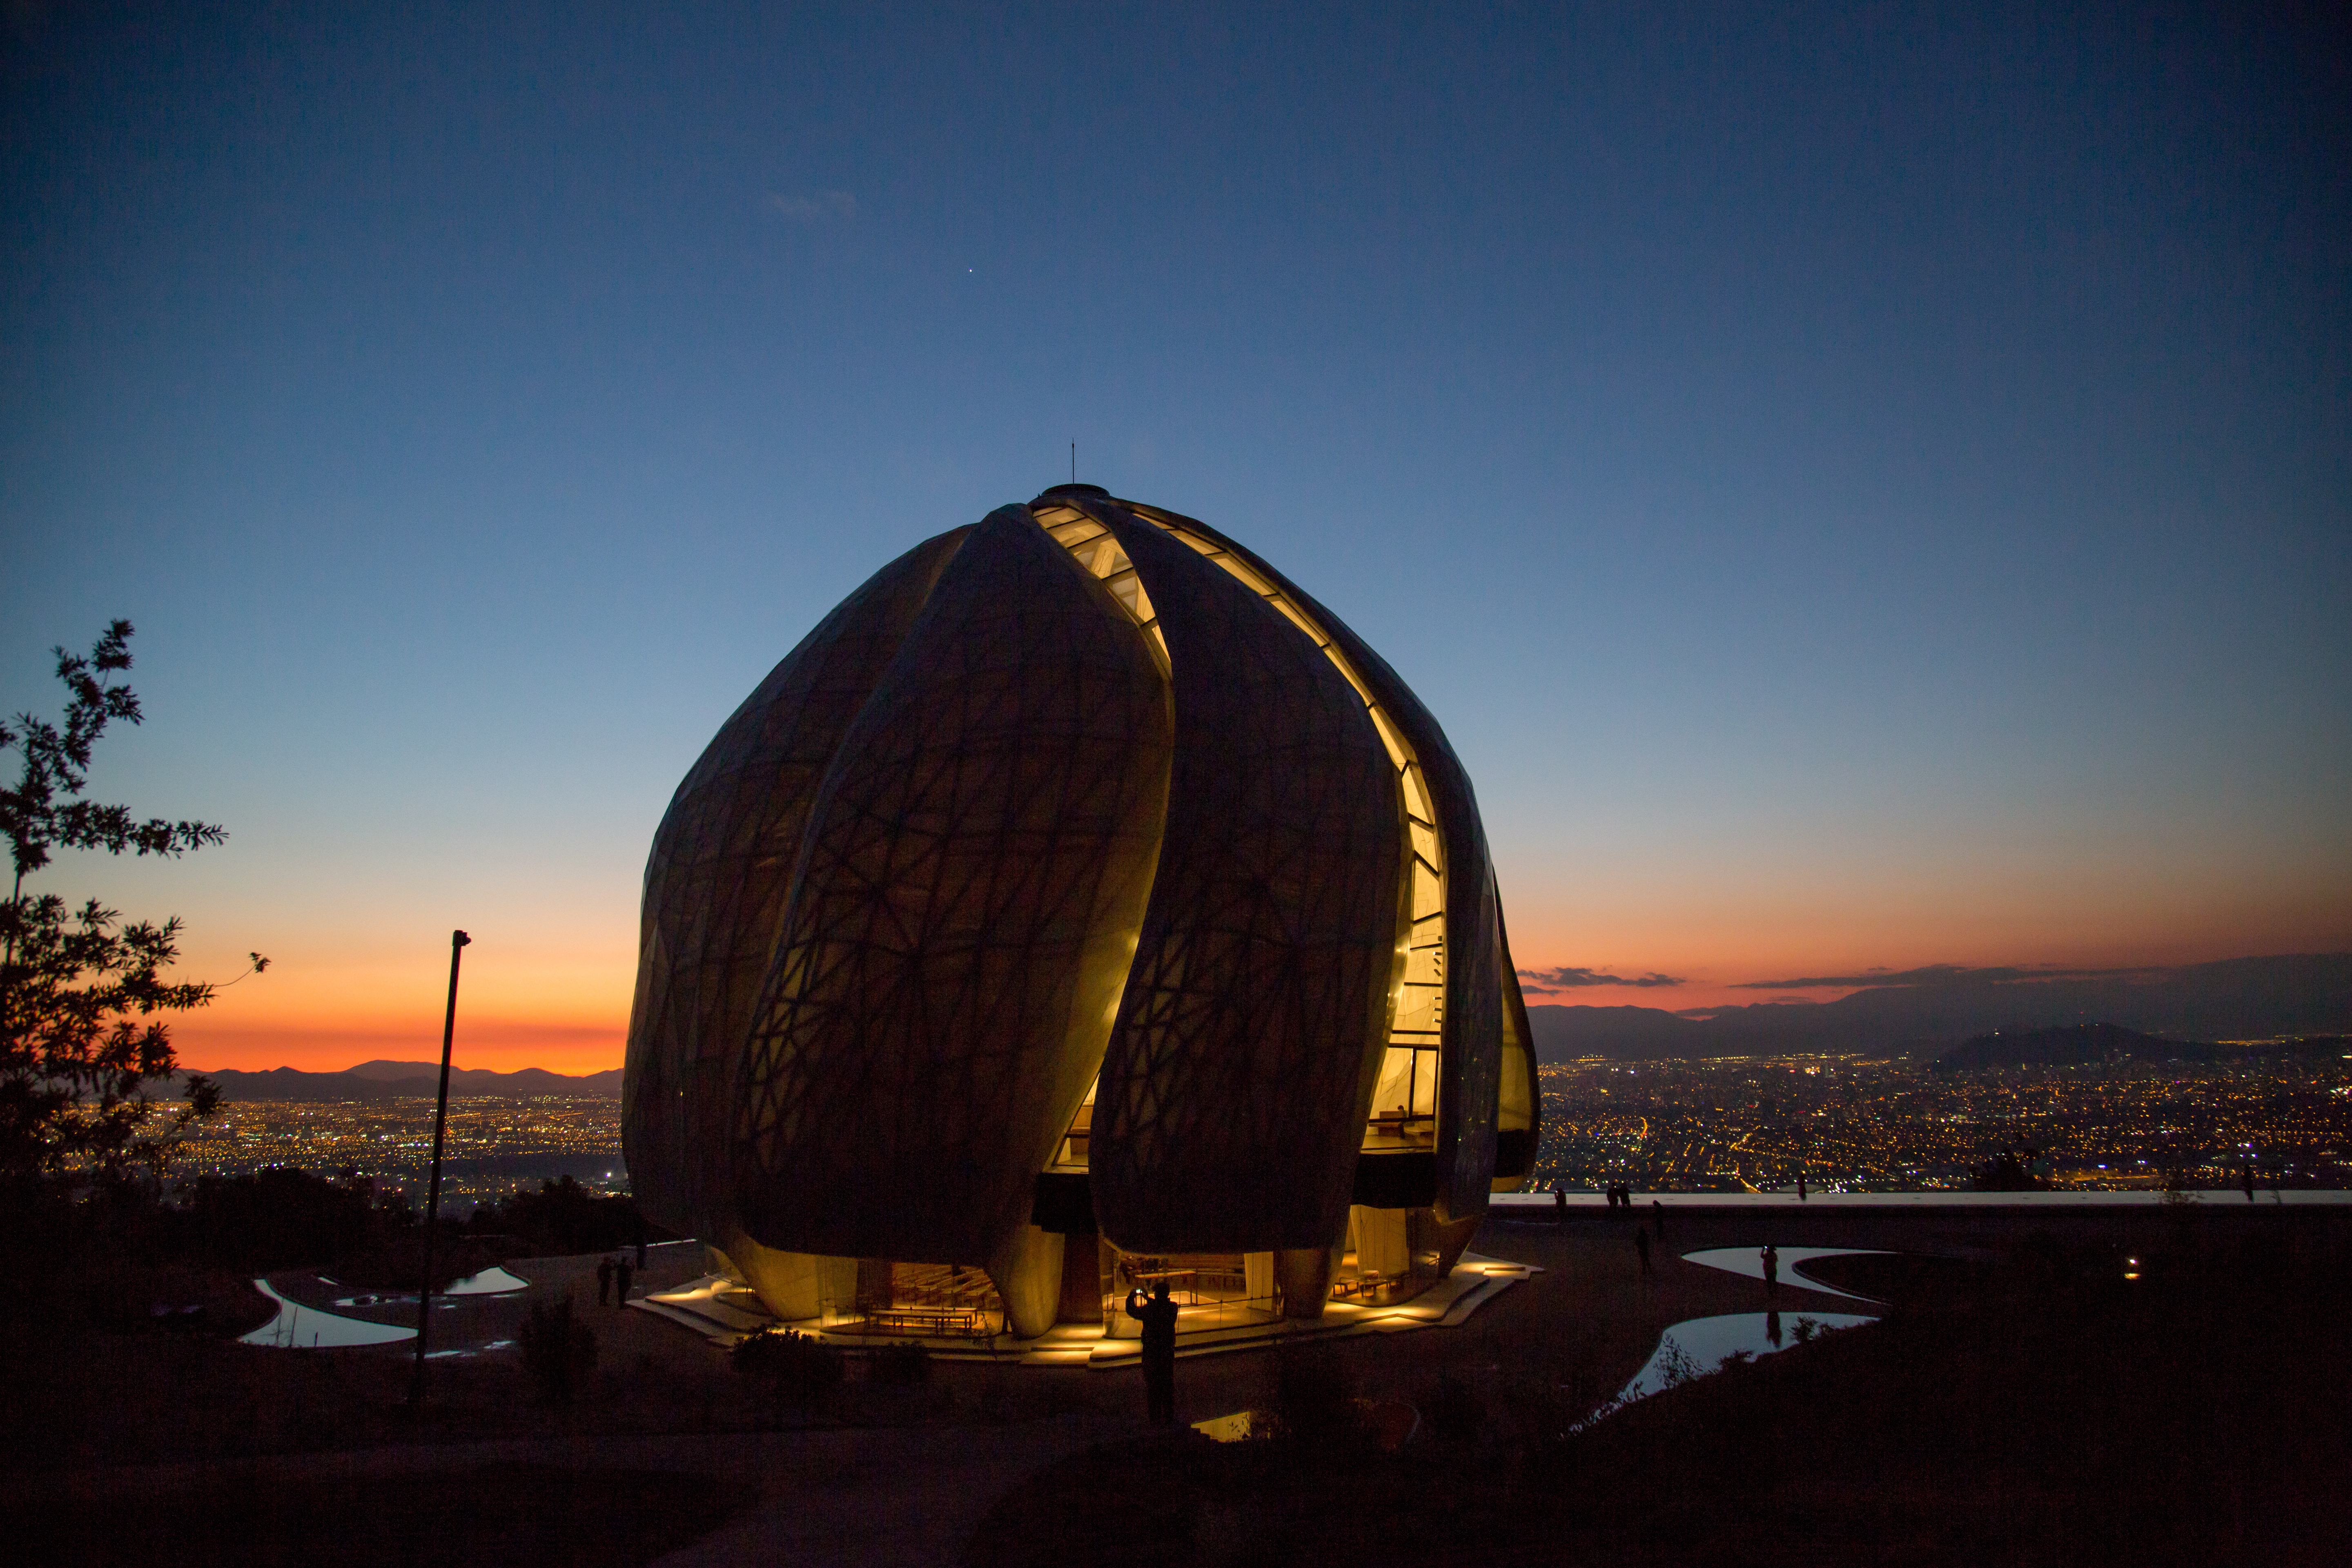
[595,1253,635,1307]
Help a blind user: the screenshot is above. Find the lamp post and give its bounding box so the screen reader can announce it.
[407,929,471,1405]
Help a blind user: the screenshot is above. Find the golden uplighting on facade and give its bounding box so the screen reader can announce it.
[624,487,1538,1341]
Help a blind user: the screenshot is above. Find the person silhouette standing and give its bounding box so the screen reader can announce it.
[1124,1278,1180,1424]
[1761,1244,1779,1298]
[1635,1226,1653,1275]
[2242,1162,2256,1203]
[597,1256,615,1307]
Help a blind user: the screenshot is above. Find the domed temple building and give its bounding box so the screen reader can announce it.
[624,486,1538,1344]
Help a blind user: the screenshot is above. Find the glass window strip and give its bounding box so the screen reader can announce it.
[1043,502,1454,1160]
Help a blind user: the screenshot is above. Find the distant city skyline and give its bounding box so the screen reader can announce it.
[163,1051,2352,1199]
[7,4,2345,1074]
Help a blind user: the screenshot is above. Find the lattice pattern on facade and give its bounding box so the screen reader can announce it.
[622,485,1538,1327]
[1028,497,1458,1174]
[1119,505,1452,1149]
[731,505,1173,1267]
[622,527,971,1242]
[1071,495,1405,1254]
[1111,499,1543,1223]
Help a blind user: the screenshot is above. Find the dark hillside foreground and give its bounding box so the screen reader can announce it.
[10,1205,2342,1566]
[1515,1226,2351,1566]
[18,1463,752,1568]
[965,1217,2352,1568]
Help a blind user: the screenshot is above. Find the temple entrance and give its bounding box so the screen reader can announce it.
[1100,1245,1279,1334]
[1331,1205,1450,1306]
[844,1259,1005,1337]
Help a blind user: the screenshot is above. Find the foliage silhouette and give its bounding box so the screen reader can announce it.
[173,1167,376,1270]
[467,1175,655,1254]
[731,1326,843,1423]
[1650,1337,1703,1389]
[867,1339,933,1386]
[0,621,264,1189]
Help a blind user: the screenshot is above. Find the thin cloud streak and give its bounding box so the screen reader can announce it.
[1731,962,2170,991]
[1518,965,1686,992]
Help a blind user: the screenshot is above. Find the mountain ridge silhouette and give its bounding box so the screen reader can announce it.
[176,1062,624,1100]
[1527,951,2352,1061]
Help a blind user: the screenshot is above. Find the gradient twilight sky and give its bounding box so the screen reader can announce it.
[5,3,2348,1074]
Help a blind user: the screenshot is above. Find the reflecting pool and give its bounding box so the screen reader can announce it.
[1615,1310,1876,1403]
[447,1265,530,1295]
[425,1337,518,1360]
[330,1265,531,1310]
[1680,1246,1890,1302]
[240,1280,417,1348]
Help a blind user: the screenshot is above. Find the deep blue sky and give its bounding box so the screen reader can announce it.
[4,2,2346,1066]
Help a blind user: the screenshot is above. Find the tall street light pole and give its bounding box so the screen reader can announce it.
[407,928,471,1405]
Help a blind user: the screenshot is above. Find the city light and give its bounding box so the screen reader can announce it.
[1526,1055,2347,1192]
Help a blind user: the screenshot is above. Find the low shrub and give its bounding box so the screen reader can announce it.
[868,1340,933,1386]
[468,1176,661,1256]
[332,1235,499,1292]
[733,1327,844,1422]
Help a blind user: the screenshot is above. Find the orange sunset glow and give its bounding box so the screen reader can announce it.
[157,852,2350,1077]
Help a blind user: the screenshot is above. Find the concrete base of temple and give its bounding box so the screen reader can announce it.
[630,1252,1536,1366]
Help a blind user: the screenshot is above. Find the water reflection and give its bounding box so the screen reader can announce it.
[425,1338,517,1360]
[330,1265,529,1310]
[1616,1310,1875,1402]
[448,1265,529,1295]
[239,1280,416,1348]
[1679,1246,1889,1303]
[1192,1409,1260,1442]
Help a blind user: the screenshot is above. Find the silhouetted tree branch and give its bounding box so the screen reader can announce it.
[0,622,265,1187]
